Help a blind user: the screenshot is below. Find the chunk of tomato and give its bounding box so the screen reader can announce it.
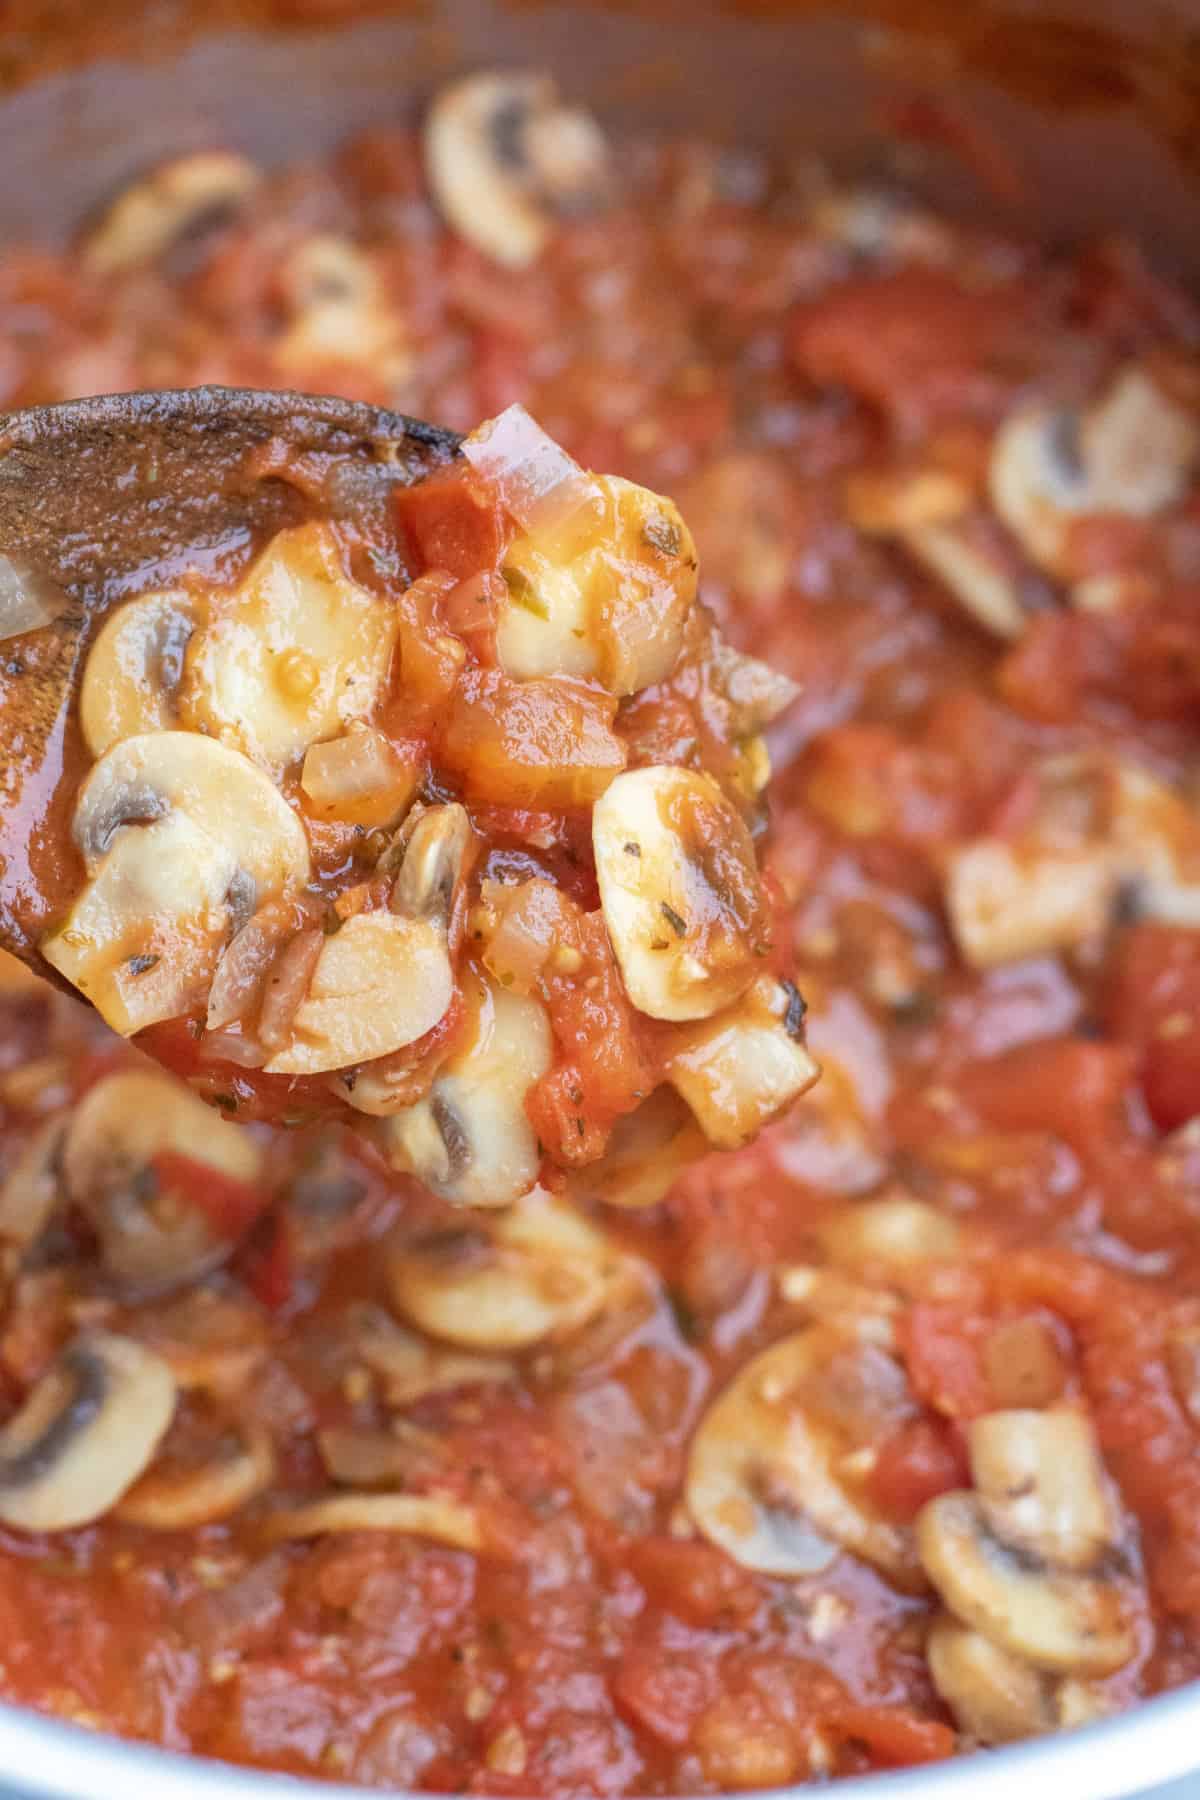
[1108,922,1200,1131]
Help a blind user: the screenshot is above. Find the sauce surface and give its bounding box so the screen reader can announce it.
[0,79,1196,1792]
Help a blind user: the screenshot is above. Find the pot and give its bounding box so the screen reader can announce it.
[0,3,1197,1795]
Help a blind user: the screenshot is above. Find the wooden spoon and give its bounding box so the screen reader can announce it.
[0,385,460,985]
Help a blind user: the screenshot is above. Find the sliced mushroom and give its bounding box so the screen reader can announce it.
[387,1187,643,1352]
[946,753,1200,967]
[375,979,551,1207]
[181,521,399,770]
[62,1069,262,1293]
[425,72,609,269]
[686,1327,926,1588]
[990,366,1200,576]
[262,1491,484,1550]
[497,476,697,696]
[273,234,410,384]
[263,912,454,1076]
[390,802,473,930]
[569,1088,706,1211]
[593,765,768,1022]
[927,1614,1055,1745]
[0,1119,65,1251]
[134,1288,270,1396]
[83,151,260,275]
[114,1411,275,1529]
[79,590,198,757]
[816,1195,961,1268]
[665,975,819,1149]
[41,732,310,1035]
[346,1303,512,1406]
[905,521,1030,640]
[915,1491,1134,1674]
[0,1331,176,1532]
[967,1409,1118,1572]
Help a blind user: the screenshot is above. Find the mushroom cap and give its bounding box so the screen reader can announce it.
[379,980,551,1208]
[263,911,454,1075]
[593,764,766,1022]
[424,72,608,271]
[79,589,197,757]
[0,1331,177,1532]
[181,521,399,771]
[387,1187,635,1352]
[497,476,696,696]
[43,732,311,1034]
[63,1069,262,1293]
[686,1326,926,1587]
[927,1613,1054,1745]
[73,730,310,887]
[82,151,260,275]
[916,1491,1135,1675]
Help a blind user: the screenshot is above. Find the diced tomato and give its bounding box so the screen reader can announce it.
[899,1304,993,1421]
[237,1215,293,1313]
[825,1705,956,1768]
[953,1037,1138,1157]
[527,911,654,1161]
[802,725,961,847]
[151,1150,267,1242]
[625,1535,762,1628]
[614,1643,717,1748]
[866,1416,969,1520]
[1000,595,1200,724]
[1108,922,1200,1131]
[789,266,1051,436]
[442,668,627,809]
[394,462,509,581]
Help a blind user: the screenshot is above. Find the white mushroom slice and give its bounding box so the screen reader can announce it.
[0,1331,176,1532]
[263,912,453,1076]
[263,1490,485,1550]
[916,1491,1134,1674]
[967,1410,1118,1572]
[665,975,819,1149]
[347,1303,512,1406]
[425,72,609,269]
[927,1615,1055,1745]
[0,1120,65,1250]
[816,1195,961,1268]
[946,755,1200,968]
[83,151,260,275]
[686,1328,926,1588]
[905,523,1029,640]
[79,590,197,757]
[181,521,398,770]
[990,367,1200,575]
[273,235,410,382]
[41,732,310,1035]
[1110,762,1200,926]
[377,982,551,1207]
[593,765,767,1022]
[497,476,697,696]
[63,1070,262,1293]
[569,1088,705,1211]
[114,1417,275,1529]
[387,1187,640,1352]
[390,802,473,929]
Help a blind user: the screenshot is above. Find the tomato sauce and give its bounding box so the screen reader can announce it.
[0,91,1195,1794]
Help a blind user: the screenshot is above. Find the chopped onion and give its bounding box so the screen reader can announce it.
[462,404,598,532]
[300,727,418,827]
[257,926,324,1051]
[0,556,68,642]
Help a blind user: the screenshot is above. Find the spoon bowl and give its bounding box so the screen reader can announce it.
[0,385,461,976]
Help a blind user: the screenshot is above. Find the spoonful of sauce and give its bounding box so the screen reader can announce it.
[0,385,816,1210]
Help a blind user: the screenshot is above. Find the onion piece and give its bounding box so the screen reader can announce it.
[462,404,599,533]
[300,727,419,829]
[262,1490,485,1549]
[0,556,68,641]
